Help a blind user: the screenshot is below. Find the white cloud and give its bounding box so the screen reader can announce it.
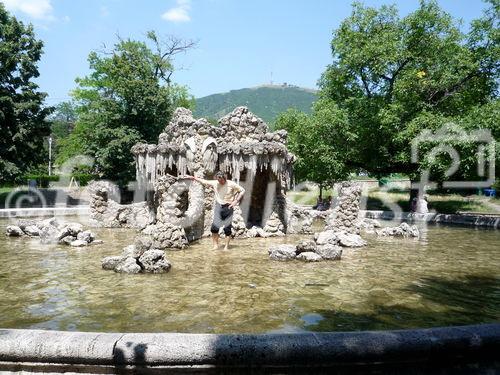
[1,0,55,20]
[162,0,191,23]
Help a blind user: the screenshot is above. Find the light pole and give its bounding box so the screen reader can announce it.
[48,136,52,176]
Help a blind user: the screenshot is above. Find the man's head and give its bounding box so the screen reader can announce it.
[215,171,227,184]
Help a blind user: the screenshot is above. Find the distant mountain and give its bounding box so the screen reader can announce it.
[194,84,317,125]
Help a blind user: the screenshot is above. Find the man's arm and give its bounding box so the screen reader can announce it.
[229,182,245,208]
[185,175,214,187]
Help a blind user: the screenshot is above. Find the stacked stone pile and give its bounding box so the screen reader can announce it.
[231,206,247,237]
[326,182,363,234]
[356,218,382,233]
[376,222,419,238]
[146,222,189,250]
[262,211,285,236]
[268,227,367,262]
[101,236,171,274]
[6,217,100,247]
[268,181,367,262]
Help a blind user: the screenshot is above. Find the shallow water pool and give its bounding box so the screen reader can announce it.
[0,217,499,333]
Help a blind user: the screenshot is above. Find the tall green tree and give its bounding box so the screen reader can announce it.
[59,32,195,185]
[275,105,353,195]
[0,4,52,184]
[47,101,77,161]
[314,0,498,190]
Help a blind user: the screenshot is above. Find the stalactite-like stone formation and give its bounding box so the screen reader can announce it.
[326,182,362,234]
[131,106,295,188]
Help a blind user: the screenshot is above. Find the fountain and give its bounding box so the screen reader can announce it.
[88,106,313,249]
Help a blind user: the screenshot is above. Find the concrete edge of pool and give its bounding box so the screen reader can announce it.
[0,323,499,372]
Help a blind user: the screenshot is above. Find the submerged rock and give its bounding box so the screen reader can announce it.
[376,222,419,238]
[315,244,342,260]
[356,218,382,233]
[77,230,95,243]
[23,225,40,236]
[268,244,297,261]
[59,235,76,245]
[102,256,123,270]
[296,239,317,254]
[314,230,338,246]
[115,257,142,274]
[70,239,88,247]
[336,231,367,247]
[138,249,171,273]
[102,238,172,274]
[6,217,102,247]
[296,252,322,262]
[6,225,23,237]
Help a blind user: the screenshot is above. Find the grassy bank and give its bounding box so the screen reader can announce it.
[289,187,500,214]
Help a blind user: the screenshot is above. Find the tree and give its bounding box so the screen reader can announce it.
[47,101,77,162]
[59,32,195,185]
[275,105,352,196]
[0,4,52,184]
[315,0,498,194]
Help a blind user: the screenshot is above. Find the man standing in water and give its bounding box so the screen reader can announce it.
[186,171,245,250]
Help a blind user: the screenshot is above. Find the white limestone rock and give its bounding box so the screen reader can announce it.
[77,230,95,243]
[70,239,88,247]
[6,225,23,237]
[336,231,367,247]
[314,230,339,246]
[115,257,141,274]
[23,225,40,236]
[101,256,123,270]
[315,244,343,260]
[295,239,317,254]
[296,252,322,262]
[138,249,171,274]
[268,244,297,261]
[376,222,419,238]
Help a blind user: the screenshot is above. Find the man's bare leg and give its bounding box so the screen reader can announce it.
[224,235,230,251]
[212,233,219,250]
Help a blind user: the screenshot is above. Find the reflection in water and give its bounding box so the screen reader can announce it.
[0,218,499,333]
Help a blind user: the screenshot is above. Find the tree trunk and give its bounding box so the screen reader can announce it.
[319,185,323,200]
[409,180,419,212]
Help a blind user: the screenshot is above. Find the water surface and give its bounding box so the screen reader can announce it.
[0,218,498,333]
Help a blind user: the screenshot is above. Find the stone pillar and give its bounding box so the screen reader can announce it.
[326,182,362,234]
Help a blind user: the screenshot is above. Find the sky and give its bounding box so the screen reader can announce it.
[1,0,491,104]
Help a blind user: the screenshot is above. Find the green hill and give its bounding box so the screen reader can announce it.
[194,84,317,125]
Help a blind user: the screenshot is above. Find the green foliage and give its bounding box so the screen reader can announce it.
[47,101,77,161]
[313,0,499,185]
[58,32,195,185]
[275,105,351,187]
[0,4,52,184]
[195,85,317,125]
